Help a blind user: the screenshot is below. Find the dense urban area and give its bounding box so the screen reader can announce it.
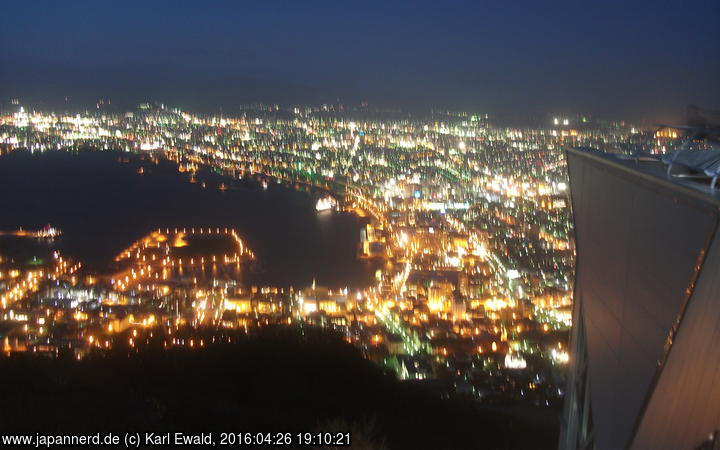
[0,101,679,408]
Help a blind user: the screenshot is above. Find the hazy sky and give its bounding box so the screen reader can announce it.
[1,0,718,122]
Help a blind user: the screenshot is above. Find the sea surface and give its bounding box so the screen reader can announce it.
[0,149,377,289]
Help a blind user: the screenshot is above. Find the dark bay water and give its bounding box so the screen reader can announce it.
[0,150,376,289]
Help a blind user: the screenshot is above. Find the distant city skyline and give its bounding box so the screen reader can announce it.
[2,0,719,124]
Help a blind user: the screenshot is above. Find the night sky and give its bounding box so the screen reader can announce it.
[1,0,718,122]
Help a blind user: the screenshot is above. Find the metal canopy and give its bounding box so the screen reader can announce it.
[662,148,720,189]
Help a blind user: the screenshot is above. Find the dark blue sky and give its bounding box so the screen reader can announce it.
[1,0,718,122]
